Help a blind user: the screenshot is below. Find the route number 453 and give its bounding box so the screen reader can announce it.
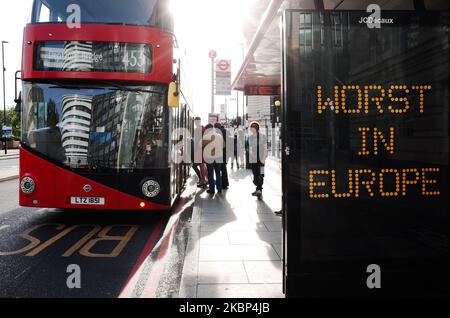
[122,50,146,68]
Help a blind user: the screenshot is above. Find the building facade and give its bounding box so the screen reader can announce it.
[60,94,93,167]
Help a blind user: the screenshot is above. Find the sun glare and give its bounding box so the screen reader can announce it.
[170,0,256,47]
[168,0,258,119]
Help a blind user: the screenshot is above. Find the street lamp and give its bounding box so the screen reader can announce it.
[2,40,9,155]
[235,42,246,128]
[209,50,217,114]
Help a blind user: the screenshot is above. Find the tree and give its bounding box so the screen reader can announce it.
[1,107,21,139]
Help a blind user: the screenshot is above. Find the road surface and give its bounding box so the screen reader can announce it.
[0,179,172,297]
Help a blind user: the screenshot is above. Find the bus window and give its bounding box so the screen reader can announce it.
[38,2,50,22]
[31,0,173,31]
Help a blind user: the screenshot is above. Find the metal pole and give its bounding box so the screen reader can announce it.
[2,41,8,155]
[211,56,215,114]
[238,43,245,129]
[243,95,247,128]
[236,90,239,125]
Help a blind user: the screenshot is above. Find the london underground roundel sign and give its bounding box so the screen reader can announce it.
[218,59,230,71]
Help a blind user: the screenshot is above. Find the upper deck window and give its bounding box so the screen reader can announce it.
[31,0,173,31]
[39,2,50,22]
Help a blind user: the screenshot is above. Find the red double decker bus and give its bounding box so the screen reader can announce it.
[17,0,191,210]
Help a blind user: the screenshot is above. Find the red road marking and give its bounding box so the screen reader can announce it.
[119,216,164,297]
[119,196,188,298]
[139,197,187,297]
[140,217,180,298]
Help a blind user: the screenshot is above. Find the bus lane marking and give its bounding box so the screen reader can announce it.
[0,224,140,258]
[62,225,103,257]
[0,224,63,256]
[78,225,139,258]
[26,224,102,257]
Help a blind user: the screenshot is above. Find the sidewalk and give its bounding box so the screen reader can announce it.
[0,149,19,182]
[180,157,284,298]
[0,149,19,159]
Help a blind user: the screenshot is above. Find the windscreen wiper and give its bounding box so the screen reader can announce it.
[49,81,105,90]
[102,81,162,94]
[106,22,144,27]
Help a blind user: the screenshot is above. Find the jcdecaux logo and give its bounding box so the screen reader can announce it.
[359,4,394,29]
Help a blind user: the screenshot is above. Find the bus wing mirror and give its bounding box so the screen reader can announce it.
[14,70,21,112]
[14,92,22,113]
[168,82,180,108]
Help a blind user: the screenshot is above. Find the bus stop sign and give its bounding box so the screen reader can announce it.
[2,126,12,137]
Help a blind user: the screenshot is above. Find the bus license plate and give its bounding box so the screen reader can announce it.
[70,197,105,205]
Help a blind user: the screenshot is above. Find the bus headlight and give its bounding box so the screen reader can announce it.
[21,177,36,195]
[141,180,161,198]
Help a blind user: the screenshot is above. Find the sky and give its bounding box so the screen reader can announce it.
[0,0,32,111]
[0,0,257,122]
[170,0,257,120]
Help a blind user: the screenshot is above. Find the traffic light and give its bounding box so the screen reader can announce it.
[271,98,281,125]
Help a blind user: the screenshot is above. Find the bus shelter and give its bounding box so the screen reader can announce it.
[233,0,450,297]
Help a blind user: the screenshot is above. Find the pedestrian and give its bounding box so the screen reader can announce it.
[230,131,239,170]
[248,121,268,199]
[245,127,250,169]
[203,124,223,194]
[193,117,207,188]
[216,123,229,190]
[237,128,245,169]
[191,137,202,181]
